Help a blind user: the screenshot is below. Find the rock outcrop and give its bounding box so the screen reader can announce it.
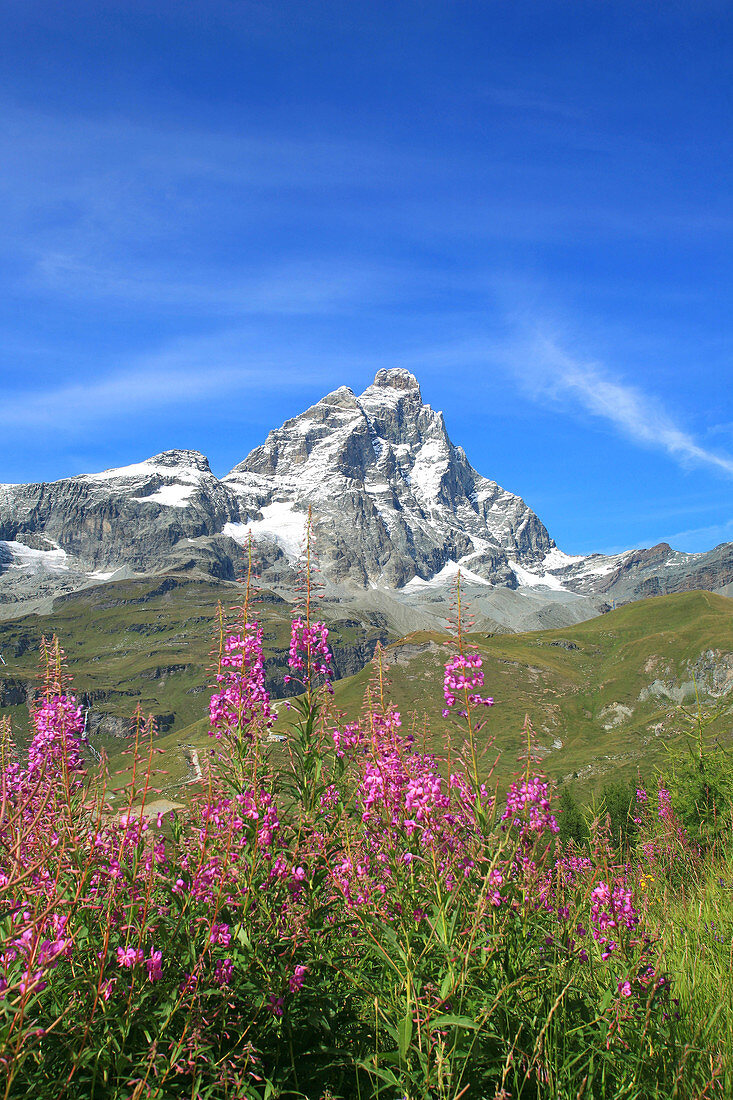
[1,369,731,627]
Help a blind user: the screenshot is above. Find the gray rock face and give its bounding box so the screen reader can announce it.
[544,541,733,605]
[224,368,554,589]
[1,369,731,627]
[0,449,237,573]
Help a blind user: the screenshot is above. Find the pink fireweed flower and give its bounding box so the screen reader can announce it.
[27,693,85,788]
[501,777,559,837]
[36,938,68,969]
[442,652,494,717]
[209,621,275,741]
[17,969,47,996]
[332,722,363,758]
[618,981,632,997]
[288,619,333,682]
[289,965,307,992]
[657,787,673,821]
[210,923,232,947]
[116,946,144,969]
[319,783,340,811]
[146,951,163,981]
[590,881,639,940]
[213,958,234,986]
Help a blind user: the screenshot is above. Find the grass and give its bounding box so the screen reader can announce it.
[2,583,732,798]
[652,840,733,1090]
[0,572,389,755]
[2,591,733,1097]
[316,590,733,793]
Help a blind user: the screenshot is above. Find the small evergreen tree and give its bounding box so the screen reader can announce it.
[558,787,587,845]
[661,685,733,845]
[599,780,638,850]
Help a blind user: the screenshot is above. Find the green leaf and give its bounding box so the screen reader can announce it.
[439,971,455,1000]
[429,1013,480,1031]
[356,1057,403,1083]
[398,1009,413,1060]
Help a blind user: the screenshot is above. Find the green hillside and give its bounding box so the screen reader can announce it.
[310,590,733,792]
[0,573,389,768]
[2,583,731,799]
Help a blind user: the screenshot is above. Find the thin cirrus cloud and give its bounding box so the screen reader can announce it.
[0,332,328,436]
[3,99,726,300]
[658,517,733,549]
[32,253,400,315]
[503,332,733,478]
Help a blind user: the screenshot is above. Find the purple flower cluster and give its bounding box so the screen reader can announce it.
[442,652,494,717]
[0,622,673,1092]
[0,923,69,998]
[27,693,85,785]
[209,622,275,742]
[589,880,639,958]
[501,777,559,837]
[289,964,307,992]
[285,618,333,683]
[657,787,673,821]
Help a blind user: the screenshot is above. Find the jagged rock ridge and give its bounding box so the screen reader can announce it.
[1,368,732,628]
[223,368,554,588]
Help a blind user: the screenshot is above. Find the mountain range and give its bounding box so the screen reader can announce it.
[2,368,732,633]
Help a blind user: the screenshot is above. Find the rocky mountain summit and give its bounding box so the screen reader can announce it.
[223,368,553,589]
[1,368,731,630]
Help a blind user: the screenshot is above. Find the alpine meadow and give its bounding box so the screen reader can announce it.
[1,2,733,1097]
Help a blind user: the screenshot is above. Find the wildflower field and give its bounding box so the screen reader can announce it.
[0,567,730,1097]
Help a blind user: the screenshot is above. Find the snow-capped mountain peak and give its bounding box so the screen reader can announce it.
[1,370,731,627]
[222,370,553,588]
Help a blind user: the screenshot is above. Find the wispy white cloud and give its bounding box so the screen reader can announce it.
[658,517,733,549]
[481,86,586,121]
[0,331,328,434]
[502,331,733,477]
[29,253,431,316]
[3,99,729,313]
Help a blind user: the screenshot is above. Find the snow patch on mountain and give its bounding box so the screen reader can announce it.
[509,560,568,591]
[223,502,307,562]
[572,556,626,579]
[402,560,491,590]
[542,547,586,570]
[133,484,197,508]
[2,541,69,572]
[89,568,122,581]
[82,451,213,487]
[2,368,729,625]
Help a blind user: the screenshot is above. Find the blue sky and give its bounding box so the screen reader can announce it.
[0,0,731,555]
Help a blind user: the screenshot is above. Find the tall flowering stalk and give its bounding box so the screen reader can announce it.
[209,622,275,743]
[283,509,333,700]
[209,534,275,789]
[282,509,335,819]
[442,571,494,798]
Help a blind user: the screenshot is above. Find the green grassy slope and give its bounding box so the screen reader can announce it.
[0,574,389,767]
[311,590,733,792]
[2,584,731,798]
